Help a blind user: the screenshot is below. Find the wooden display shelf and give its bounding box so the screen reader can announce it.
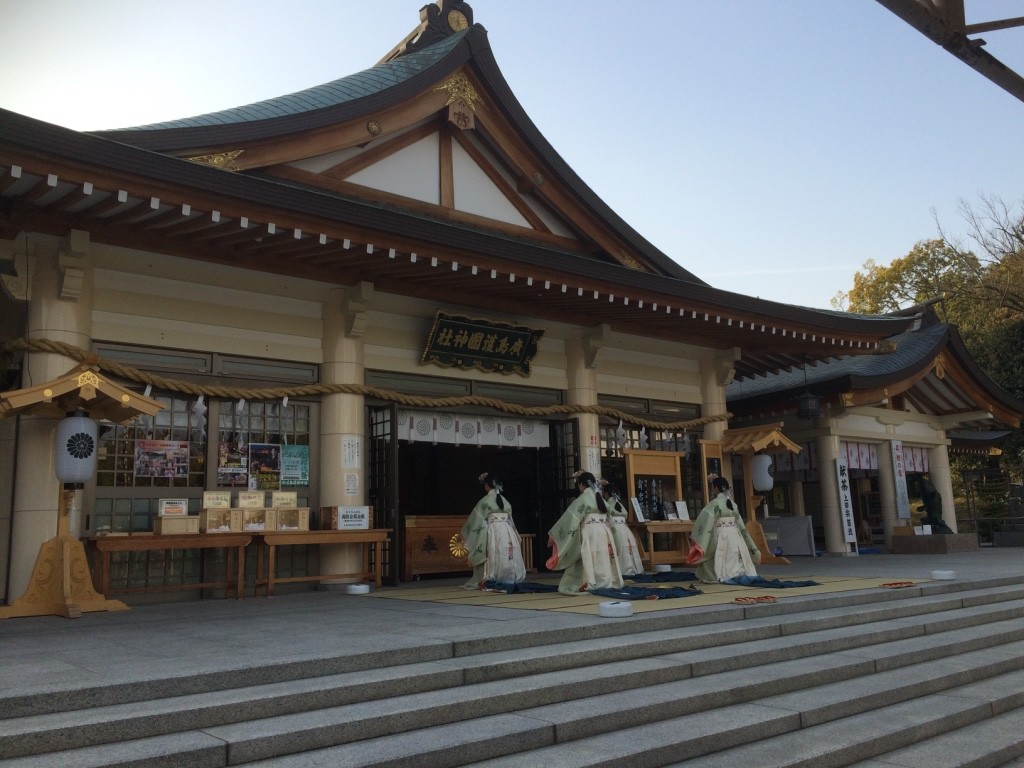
[257,529,391,596]
[630,520,694,570]
[89,533,251,599]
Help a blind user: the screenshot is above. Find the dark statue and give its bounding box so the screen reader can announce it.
[919,479,954,534]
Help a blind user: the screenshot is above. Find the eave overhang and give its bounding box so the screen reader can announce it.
[727,322,1024,428]
[1,108,918,380]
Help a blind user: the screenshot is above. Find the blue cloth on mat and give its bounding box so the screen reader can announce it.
[628,571,698,583]
[589,585,702,600]
[482,580,560,593]
[721,575,820,588]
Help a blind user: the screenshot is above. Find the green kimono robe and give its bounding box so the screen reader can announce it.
[687,492,760,583]
[547,487,623,594]
[461,489,525,589]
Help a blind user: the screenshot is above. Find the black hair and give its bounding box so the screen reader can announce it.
[482,472,506,509]
[577,471,608,513]
[712,476,735,510]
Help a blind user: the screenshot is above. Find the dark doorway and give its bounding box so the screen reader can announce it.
[396,440,568,574]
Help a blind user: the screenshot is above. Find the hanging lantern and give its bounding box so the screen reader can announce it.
[751,453,774,492]
[798,392,822,419]
[55,412,98,488]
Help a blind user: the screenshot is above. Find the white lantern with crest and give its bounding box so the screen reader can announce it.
[55,411,98,488]
[751,453,774,492]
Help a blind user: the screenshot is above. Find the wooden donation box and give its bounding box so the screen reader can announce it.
[402,516,471,581]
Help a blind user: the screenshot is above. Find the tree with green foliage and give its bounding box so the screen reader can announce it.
[835,196,1024,508]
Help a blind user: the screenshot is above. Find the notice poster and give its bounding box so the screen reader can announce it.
[134,439,189,478]
[217,442,248,487]
[835,459,858,545]
[281,444,309,487]
[249,443,281,490]
[891,440,911,519]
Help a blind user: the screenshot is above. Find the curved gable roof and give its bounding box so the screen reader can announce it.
[92,22,704,284]
[95,31,470,139]
[727,318,1024,428]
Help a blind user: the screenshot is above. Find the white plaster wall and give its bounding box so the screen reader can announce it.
[91,248,326,362]
[451,141,530,226]
[595,341,704,403]
[347,134,440,204]
[840,408,946,444]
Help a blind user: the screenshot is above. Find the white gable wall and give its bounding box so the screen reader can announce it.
[347,133,441,205]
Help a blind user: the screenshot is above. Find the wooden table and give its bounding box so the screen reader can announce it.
[90,533,251,599]
[259,529,391,596]
[630,520,694,570]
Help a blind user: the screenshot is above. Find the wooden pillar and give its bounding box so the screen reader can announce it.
[318,285,369,583]
[928,443,958,533]
[569,328,601,477]
[817,433,846,554]
[876,442,900,547]
[10,234,93,601]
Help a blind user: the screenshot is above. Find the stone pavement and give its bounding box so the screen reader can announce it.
[1,547,1021,702]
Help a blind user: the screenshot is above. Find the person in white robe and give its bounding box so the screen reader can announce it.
[461,472,526,589]
[600,481,645,577]
[547,472,623,594]
[686,476,760,583]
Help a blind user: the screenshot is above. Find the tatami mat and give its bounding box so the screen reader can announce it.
[370,573,923,615]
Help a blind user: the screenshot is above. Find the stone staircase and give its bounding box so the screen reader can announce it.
[3,576,1024,767]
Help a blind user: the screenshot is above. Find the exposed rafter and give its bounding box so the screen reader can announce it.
[875,0,1024,102]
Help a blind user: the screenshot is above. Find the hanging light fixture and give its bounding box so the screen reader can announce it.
[797,358,822,420]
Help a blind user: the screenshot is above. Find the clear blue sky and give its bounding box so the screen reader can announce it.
[1,1,1021,310]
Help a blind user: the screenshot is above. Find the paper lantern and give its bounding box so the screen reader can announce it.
[55,414,98,486]
[751,453,774,492]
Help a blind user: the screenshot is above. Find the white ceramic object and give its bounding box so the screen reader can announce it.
[930,570,956,581]
[598,600,633,618]
[346,583,371,594]
[654,564,673,573]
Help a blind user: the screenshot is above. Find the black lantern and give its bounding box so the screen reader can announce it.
[797,358,821,419]
[797,392,822,420]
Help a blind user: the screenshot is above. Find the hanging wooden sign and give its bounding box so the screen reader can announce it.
[421,311,544,375]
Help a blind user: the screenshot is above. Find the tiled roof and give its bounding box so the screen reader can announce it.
[727,323,948,401]
[112,31,469,131]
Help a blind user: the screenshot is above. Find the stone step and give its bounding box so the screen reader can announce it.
[237,668,1024,768]
[5,580,1021,723]
[2,578,1022,768]
[661,669,1024,768]
[6,610,1021,766]
[3,594,1022,760]
[457,669,1024,768]
[846,706,1024,768]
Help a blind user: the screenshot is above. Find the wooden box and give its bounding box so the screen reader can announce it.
[154,516,200,535]
[271,491,298,508]
[242,508,274,532]
[199,508,242,533]
[273,508,310,531]
[319,506,372,530]
[237,491,266,508]
[402,515,470,581]
[202,491,232,509]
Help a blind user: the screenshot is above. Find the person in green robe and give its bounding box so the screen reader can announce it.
[686,476,760,583]
[546,471,623,594]
[601,481,645,577]
[461,472,526,589]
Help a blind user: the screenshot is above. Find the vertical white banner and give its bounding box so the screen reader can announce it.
[835,459,858,544]
[891,440,911,519]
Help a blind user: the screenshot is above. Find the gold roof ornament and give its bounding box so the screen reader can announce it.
[435,71,481,110]
[0,364,164,422]
[188,150,244,171]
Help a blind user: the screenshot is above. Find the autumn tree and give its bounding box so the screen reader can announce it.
[837,239,986,333]
[836,196,1024,490]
